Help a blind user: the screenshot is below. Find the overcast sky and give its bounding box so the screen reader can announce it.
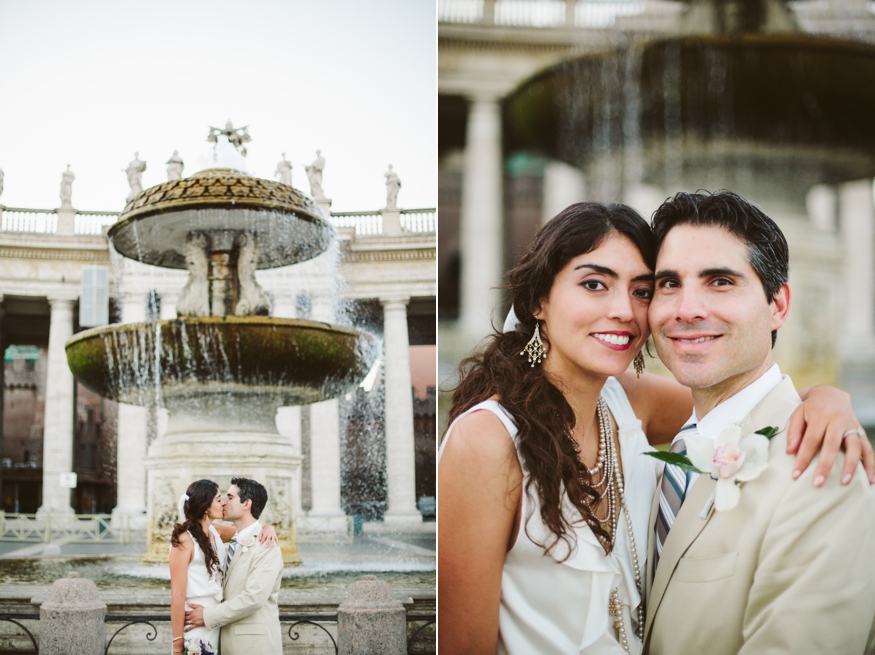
[0,0,436,212]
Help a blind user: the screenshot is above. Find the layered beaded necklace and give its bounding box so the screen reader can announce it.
[566,398,644,652]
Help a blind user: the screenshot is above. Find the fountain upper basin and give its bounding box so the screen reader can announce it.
[108,168,334,269]
[65,316,377,406]
[506,34,875,181]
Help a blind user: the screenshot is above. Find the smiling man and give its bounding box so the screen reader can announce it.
[643,191,875,655]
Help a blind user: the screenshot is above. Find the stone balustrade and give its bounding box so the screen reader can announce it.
[438,0,648,28]
[0,206,435,237]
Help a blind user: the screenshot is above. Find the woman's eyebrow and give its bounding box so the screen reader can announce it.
[573,263,616,277]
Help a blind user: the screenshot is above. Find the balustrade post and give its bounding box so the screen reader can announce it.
[483,0,496,24]
[565,0,576,25]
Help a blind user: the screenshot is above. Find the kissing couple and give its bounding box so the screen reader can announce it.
[169,477,285,655]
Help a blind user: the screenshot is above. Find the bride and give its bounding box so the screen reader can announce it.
[438,202,870,654]
[169,479,277,654]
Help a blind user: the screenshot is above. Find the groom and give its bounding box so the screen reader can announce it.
[186,477,283,654]
[643,191,875,654]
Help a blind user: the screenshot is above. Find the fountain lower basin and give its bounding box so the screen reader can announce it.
[66,316,376,406]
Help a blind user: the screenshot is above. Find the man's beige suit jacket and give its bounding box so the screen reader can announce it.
[202,531,284,654]
[645,377,875,655]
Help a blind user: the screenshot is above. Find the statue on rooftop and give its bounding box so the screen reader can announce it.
[305,150,325,199]
[0,167,4,201]
[207,120,251,157]
[385,164,401,210]
[60,165,75,209]
[166,150,184,181]
[125,153,147,202]
[275,153,292,186]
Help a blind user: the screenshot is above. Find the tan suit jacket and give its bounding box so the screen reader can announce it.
[645,377,875,655]
[202,530,284,655]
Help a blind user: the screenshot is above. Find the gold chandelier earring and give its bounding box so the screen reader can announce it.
[521,322,547,367]
[633,351,646,377]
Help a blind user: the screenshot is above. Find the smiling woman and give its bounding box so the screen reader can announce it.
[438,202,676,655]
[438,199,875,655]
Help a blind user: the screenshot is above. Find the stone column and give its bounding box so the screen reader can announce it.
[39,296,76,515]
[460,95,504,342]
[839,180,875,361]
[304,295,346,530]
[276,406,304,519]
[111,403,148,529]
[381,296,420,524]
[308,399,346,528]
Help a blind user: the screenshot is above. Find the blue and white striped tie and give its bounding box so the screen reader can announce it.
[654,423,697,569]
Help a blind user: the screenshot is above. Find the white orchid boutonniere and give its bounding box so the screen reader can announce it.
[231,534,257,553]
[644,425,779,514]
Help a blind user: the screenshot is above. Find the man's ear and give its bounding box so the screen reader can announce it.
[770,283,791,330]
[243,498,253,513]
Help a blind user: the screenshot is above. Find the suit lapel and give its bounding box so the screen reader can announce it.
[224,531,260,583]
[645,472,716,632]
[644,376,801,640]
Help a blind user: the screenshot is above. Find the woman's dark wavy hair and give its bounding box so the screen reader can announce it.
[446,202,655,557]
[171,479,221,577]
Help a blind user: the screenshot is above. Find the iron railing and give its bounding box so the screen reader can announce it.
[0,610,435,653]
[0,513,130,543]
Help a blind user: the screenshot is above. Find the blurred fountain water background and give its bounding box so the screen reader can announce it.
[438,0,875,435]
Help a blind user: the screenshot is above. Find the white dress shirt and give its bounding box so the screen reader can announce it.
[675,363,784,487]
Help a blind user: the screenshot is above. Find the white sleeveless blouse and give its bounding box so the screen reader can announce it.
[185,524,225,603]
[440,377,659,655]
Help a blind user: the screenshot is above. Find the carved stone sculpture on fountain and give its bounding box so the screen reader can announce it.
[207,120,251,157]
[235,232,272,316]
[176,233,211,317]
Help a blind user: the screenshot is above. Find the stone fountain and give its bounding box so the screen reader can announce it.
[501,0,875,388]
[65,138,376,562]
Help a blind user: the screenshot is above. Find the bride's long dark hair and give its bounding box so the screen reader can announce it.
[446,202,655,557]
[171,479,221,577]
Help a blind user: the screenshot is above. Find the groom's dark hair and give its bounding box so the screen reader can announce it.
[231,477,268,519]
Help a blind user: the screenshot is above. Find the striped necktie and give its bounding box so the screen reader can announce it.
[654,423,697,569]
[226,536,239,572]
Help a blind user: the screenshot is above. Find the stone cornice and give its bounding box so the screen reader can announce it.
[342,248,435,264]
[0,245,111,263]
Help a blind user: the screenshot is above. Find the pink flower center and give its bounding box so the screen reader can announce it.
[712,443,745,479]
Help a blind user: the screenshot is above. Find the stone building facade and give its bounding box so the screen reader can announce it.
[0,186,435,530]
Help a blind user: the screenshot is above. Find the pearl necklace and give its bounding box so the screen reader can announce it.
[608,427,644,652]
[568,398,644,651]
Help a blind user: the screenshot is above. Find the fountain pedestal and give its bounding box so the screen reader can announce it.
[143,397,302,563]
